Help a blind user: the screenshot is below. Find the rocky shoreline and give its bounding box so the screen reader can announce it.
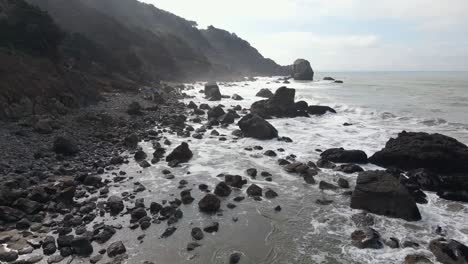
[1,80,467,264]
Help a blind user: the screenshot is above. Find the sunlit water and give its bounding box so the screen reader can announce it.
[101,73,467,264]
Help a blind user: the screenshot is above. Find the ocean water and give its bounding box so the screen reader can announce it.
[103,72,468,264]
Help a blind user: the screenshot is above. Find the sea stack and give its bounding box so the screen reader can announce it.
[292,59,314,80]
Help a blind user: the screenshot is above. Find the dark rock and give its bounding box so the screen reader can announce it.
[107,241,126,257]
[320,148,368,163]
[187,101,198,109]
[180,190,194,204]
[229,252,242,264]
[429,238,468,264]
[303,173,316,184]
[335,164,364,174]
[207,106,226,119]
[166,142,193,165]
[53,136,79,155]
[131,207,147,221]
[246,168,257,177]
[203,222,219,233]
[338,178,350,188]
[292,59,314,80]
[307,105,336,115]
[232,94,243,100]
[150,202,162,214]
[238,114,278,139]
[264,150,277,157]
[134,150,147,161]
[351,170,421,221]
[71,236,93,256]
[250,87,297,118]
[107,196,124,215]
[214,182,232,197]
[191,227,204,240]
[247,184,262,196]
[385,237,400,249]
[369,131,468,173]
[256,89,274,98]
[274,205,282,211]
[187,242,201,251]
[319,181,339,191]
[198,194,221,213]
[0,251,18,262]
[218,111,237,124]
[323,77,335,81]
[13,198,41,214]
[265,189,278,199]
[225,175,247,188]
[404,254,433,264]
[316,159,336,169]
[42,236,56,255]
[204,82,221,101]
[351,228,383,249]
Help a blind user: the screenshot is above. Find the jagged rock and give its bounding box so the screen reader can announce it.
[204,82,221,101]
[316,159,336,169]
[225,175,247,188]
[203,222,219,233]
[429,238,468,264]
[256,89,274,98]
[214,182,232,197]
[207,106,225,119]
[292,59,314,80]
[166,142,193,166]
[107,241,126,257]
[238,114,278,140]
[369,131,468,173]
[198,194,220,212]
[320,148,368,163]
[250,87,297,118]
[351,170,421,221]
[351,228,383,249]
[246,184,262,196]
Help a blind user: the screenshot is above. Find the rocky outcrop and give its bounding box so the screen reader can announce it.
[321,148,368,164]
[369,131,468,173]
[166,142,193,166]
[429,238,468,264]
[250,87,299,118]
[204,82,222,101]
[351,170,421,221]
[237,114,278,140]
[292,59,314,80]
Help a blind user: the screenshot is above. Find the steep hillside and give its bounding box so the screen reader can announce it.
[67,0,286,77]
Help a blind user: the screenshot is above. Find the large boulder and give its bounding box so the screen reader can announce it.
[292,59,314,80]
[166,142,193,166]
[429,238,468,264]
[321,148,368,164]
[256,89,274,98]
[204,82,221,101]
[351,170,421,221]
[198,194,220,213]
[238,114,278,140]
[369,131,468,173]
[251,87,297,118]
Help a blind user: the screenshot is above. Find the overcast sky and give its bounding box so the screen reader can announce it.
[140,0,468,71]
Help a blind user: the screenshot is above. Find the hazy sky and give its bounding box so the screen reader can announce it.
[141,0,468,71]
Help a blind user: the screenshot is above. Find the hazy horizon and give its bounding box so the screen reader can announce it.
[140,0,468,72]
